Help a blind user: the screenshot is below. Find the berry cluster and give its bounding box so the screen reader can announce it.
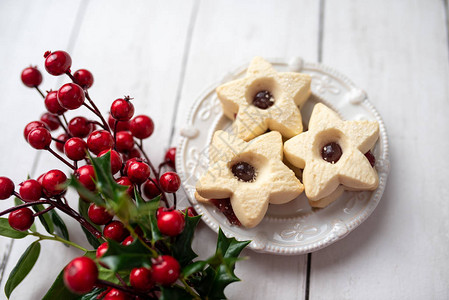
[0,50,212,299]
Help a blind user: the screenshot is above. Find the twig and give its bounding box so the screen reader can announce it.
[46,147,76,170]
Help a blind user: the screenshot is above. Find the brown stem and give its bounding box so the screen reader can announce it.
[65,71,76,82]
[0,200,51,217]
[148,178,169,208]
[56,116,70,136]
[89,120,107,130]
[46,147,76,170]
[55,203,103,239]
[33,205,55,217]
[83,102,101,117]
[85,91,110,131]
[35,86,45,98]
[172,193,177,209]
[114,273,127,287]
[61,114,70,127]
[136,140,158,177]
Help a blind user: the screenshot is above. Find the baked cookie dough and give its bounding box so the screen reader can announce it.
[216,57,311,141]
[196,130,303,228]
[284,103,379,207]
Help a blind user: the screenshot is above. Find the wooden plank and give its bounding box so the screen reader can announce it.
[173,0,320,298]
[0,1,84,298]
[310,0,449,299]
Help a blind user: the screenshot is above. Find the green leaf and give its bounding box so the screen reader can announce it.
[131,191,162,243]
[216,228,250,260]
[160,286,194,300]
[67,176,104,205]
[5,241,41,298]
[182,260,207,278]
[0,218,28,239]
[100,239,152,272]
[42,269,78,300]
[171,213,201,267]
[14,197,22,206]
[50,210,70,241]
[32,204,54,234]
[78,288,106,300]
[78,199,102,249]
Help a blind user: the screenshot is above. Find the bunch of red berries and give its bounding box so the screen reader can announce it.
[0,50,205,299]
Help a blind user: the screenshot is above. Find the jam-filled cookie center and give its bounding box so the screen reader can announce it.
[321,142,342,164]
[231,162,256,182]
[252,90,274,109]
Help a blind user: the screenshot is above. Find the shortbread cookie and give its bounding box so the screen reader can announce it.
[284,103,379,206]
[216,57,311,141]
[196,130,303,228]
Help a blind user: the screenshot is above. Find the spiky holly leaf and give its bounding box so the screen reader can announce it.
[130,188,162,243]
[88,152,131,221]
[78,288,106,300]
[193,228,250,300]
[171,213,201,267]
[67,176,104,206]
[100,239,152,272]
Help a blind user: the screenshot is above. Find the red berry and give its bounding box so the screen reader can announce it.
[68,116,93,138]
[104,289,128,300]
[130,267,153,290]
[88,203,113,225]
[42,169,67,196]
[21,67,43,87]
[0,177,14,200]
[44,90,67,115]
[159,172,181,193]
[122,235,134,246]
[75,165,96,191]
[143,179,160,199]
[73,69,94,89]
[44,50,72,76]
[164,147,176,169]
[157,210,185,236]
[19,179,42,202]
[96,242,108,259]
[123,148,141,160]
[63,257,98,294]
[8,208,34,231]
[64,137,88,161]
[108,114,130,132]
[115,131,134,153]
[129,115,154,139]
[183,207,197,217]
[98,149,123,175]
[156,207,168,219]
[116,176,133,197]
[111,98,134,121]
[28,127,51,149]
[58,83,85,110]
[55,133,69,153]
[40,112,60,131]
[87,130,113,155]
[103,220,128,242]
[151,255,180,285]
[127,161,151,184]
[24,121,47,141]
[123,158,138,176]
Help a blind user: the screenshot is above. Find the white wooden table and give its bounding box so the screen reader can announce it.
[1,0,448,299]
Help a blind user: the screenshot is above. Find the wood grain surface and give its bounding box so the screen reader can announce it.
[0,0,448,299]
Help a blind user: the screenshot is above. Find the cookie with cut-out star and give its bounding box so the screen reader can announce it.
[196,130,303,228]
[216,57,311,141]
[284,103,379,206]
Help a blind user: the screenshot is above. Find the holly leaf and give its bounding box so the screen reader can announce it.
[171,213,201,267]
[42,269,78,300]
[160,286,194,300]
[78,199,102,249]
[50,210,70,241]
[32,204,54,234]
[131,189,162,243]
[216,228,250,260]
[4,241,41,299]
[100,239,152,272]
[182,260,208,278]
[0,218,28,239]
[78,288,106,300]
[89,152,131,221]
[67,176,104,205]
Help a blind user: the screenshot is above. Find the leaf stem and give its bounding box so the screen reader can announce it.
[30,232,87,252]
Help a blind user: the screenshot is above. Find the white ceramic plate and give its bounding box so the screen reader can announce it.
[176,58,389,255]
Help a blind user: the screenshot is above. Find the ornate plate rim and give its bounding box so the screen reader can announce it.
[176,57,390,255]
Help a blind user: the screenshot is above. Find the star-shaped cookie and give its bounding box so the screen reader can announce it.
[196,130,303,228]
[284,103,379,206]
[216,57,311,141]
